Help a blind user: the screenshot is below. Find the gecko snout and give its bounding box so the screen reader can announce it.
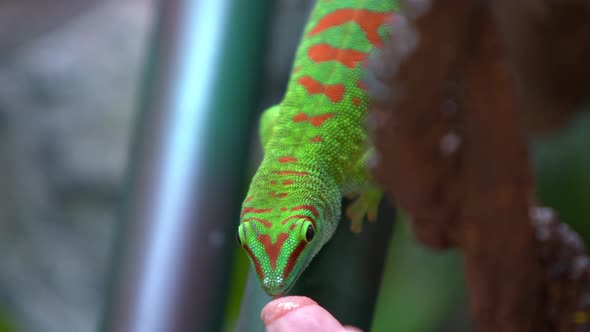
[262,275,288,296]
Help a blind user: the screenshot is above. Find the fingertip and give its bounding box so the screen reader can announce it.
[261,296,317,323]
[261,296,344,332]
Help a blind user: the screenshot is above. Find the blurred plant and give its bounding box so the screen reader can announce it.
[535,111,590,244]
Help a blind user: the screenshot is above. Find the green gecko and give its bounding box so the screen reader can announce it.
[237,0,399,297]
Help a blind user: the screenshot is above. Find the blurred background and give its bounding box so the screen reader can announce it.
[0,0,588,331]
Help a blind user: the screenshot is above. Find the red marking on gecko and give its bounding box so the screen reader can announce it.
[310,136,323,143]
[244,245,264,279]
[308,9,393,47]
[297,76,345,103]
[308,44,368,68]
[357,81,367,91]
[353,97,361,106]
[283,180,294,185]
[293,66,302,72]
[291,205,320,218]
[274,170,309,176]
[271,181,277,185]
[241,207,272,218]
[258,233,289,270]
[243,217,272,228]
[293,112,335,127]
[281,214,316,229]
[278,156,298,163]
[283,241,307,279]
[245,196,253,203]
[281,207,288,212]
[270,192,288,198]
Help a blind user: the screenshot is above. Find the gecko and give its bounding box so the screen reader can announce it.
[237,0,399,297]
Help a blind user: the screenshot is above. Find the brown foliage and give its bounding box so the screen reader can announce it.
[491,0,590,133]
[368,0,590,331]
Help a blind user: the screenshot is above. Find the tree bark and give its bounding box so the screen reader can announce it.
[368,0,590,330]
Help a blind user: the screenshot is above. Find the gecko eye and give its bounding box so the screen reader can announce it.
[300,220,315,242]
[305,224,315,242]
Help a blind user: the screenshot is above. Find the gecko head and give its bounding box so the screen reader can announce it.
[237,215,322,297]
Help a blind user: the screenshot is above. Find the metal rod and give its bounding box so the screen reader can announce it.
[102,0,272,331]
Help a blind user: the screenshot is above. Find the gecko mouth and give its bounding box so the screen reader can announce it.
[265,279,295,298]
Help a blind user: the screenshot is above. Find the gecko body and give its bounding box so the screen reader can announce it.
[237,0,399,296]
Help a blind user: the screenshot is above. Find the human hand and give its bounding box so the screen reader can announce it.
[261,296,362,332]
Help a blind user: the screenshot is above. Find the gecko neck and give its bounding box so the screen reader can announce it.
[249,153,341,223]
